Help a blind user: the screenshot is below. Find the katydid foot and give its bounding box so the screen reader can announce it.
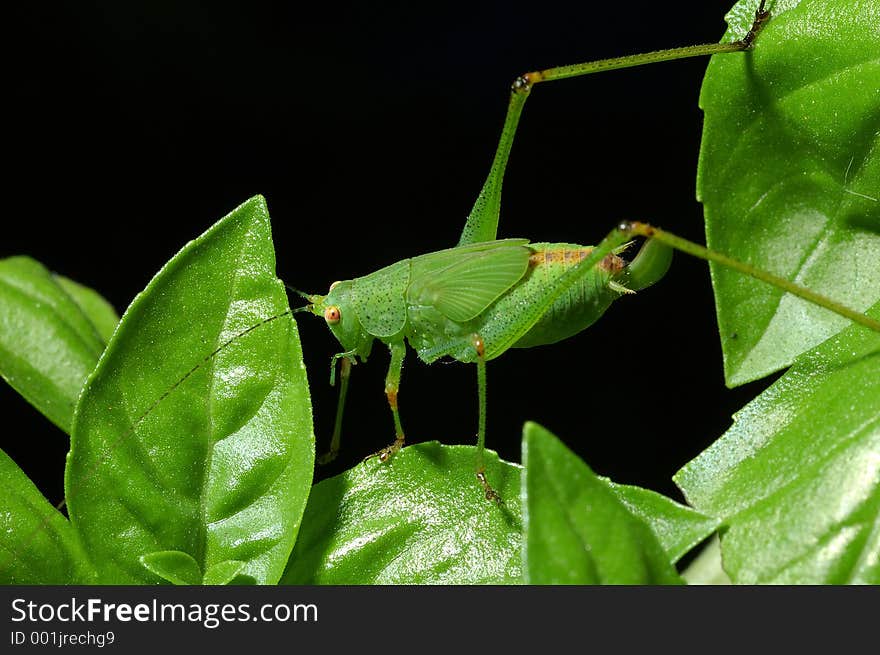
[476,469,503,505]
[362,343,409,464]
[364,435,406,463]
[740,0,770,49]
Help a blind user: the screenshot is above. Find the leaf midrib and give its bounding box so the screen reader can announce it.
[195,239,249,575]
[714,55,880,185]
[713,62,880,381]
[0,273,104,359]
[728,414,879,583]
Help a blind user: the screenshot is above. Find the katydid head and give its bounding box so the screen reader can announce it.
[307,280,373,359]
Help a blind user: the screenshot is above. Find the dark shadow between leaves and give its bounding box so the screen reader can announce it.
[281,472,348,584]
[226,573,258,585]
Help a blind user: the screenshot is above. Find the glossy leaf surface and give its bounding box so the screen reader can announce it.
[698,0,880,385]
[54,275,119,343]
[523,423,682,584]
[67,196,314,584]
[0,447,94,584]
[282,444,522,584]
[0,257,107,433]
[676,302,880,583]
[607,481,720,565]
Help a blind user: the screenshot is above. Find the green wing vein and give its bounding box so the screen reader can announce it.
[409,244,531,322]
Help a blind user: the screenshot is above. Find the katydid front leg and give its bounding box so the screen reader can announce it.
[318,353,353,465]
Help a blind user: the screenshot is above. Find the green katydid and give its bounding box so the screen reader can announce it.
[300,233,671,500]
[284,1,880,500]
[3,2,879,581]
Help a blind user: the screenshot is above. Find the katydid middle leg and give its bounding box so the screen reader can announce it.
[472,333,502,503]
[367,340,408,462]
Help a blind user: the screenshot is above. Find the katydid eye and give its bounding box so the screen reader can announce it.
[324,306,341,324]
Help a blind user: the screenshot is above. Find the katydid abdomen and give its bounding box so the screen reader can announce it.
[407,242,624,362]
[511,243,626,350]
[406,239,670,363]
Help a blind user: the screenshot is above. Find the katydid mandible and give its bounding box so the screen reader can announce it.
[287,2,876,500]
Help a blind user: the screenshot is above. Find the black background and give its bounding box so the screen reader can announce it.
[4,1,774,507]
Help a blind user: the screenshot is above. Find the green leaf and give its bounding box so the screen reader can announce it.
[0,257,107,432]
[681,537,732,585]
[281,443,522,584]
[0,447,95,584]
[66,195,314,584]
[607,481,720,565]
[522,423,682,584]
[698,0,880,386]
[675,302,880,584]
[203,560,247,585]
[140,551,202,585]
[54,275,119,343]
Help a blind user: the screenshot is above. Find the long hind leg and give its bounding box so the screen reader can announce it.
[457,2,770,247]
